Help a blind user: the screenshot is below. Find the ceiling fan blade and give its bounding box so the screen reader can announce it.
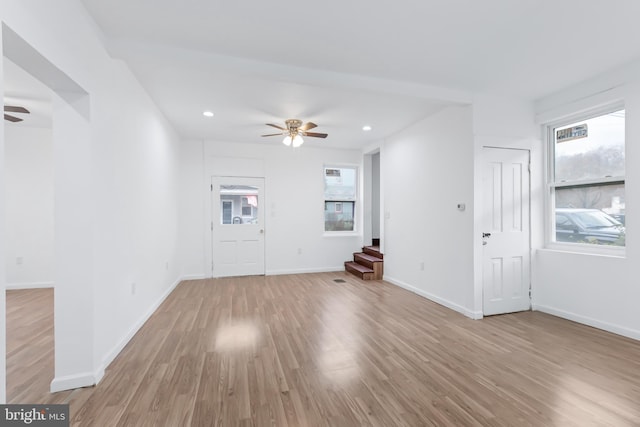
[304,132,328,138]
[4,113,23,122]
[261,133,284,137]
[299,122,317,131]
[266,123,286,131]
[4,105,30,114]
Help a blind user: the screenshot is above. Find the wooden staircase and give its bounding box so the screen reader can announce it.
[345,239,383,280]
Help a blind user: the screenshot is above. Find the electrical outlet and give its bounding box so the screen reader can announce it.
[420,262,425,271]
[297,248,302,255]
[131,282,136,295]
[165,261,169,270]
[16,256,23,265]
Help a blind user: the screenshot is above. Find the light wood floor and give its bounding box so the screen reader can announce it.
[6,288,56,404]
[7,273,640,426]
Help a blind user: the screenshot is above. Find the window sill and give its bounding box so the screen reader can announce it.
[542,242,626,259]
[323,231,360,238]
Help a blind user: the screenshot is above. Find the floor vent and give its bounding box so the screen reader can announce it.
[333,279,346,283]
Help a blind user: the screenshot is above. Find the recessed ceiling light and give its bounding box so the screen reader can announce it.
[362,125,372,131]
[203,111,214,117]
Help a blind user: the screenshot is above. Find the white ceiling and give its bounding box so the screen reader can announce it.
[9,1,640,147]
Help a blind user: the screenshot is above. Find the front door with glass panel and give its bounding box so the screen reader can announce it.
[211,176,265,277]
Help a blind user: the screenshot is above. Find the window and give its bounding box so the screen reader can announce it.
[241,197,254,217]
[222,201,232,225]
[324,166,357,232]
[219,185,259,225]
[548,108,625,247]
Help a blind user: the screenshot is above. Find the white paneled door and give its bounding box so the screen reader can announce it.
[211,176,265,277]
[482,148,530,316]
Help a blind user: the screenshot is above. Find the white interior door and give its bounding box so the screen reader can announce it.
[482,148,530,316]
[211,176,265,277]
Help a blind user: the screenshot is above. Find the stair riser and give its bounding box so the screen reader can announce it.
[353,257,379,269]
[363,247,383,259]
[345,264,374,280]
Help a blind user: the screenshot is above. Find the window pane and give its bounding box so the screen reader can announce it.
[325,201,354,231]
[554,184,625,246]
[324,167,356,201]
[554,110,625,182]
[219,185,259,225]
[555,183,625,212]
[222,201,232,224]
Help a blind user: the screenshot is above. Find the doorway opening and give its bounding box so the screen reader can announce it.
[363,149,382,250]
[3,53,55,402]
[2,22,92,399]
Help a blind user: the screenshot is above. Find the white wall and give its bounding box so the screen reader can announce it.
[179,139,363,278]
[532,60,640,340]
[1,1,182,395]
[381,105,477,317]
[90,58,181,382]
[4,126,54,288]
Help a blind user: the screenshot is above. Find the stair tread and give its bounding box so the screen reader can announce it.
[344,261,374,273]
[363,245,383,259]
[355,252,383,262]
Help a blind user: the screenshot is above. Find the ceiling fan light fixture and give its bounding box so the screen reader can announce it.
[203,111,214,117]
[292,134,304,147]
[265,119,326,146]
[283,133,304,147]
[362,125,372,131]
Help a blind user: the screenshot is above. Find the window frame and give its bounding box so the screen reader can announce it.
[323,164,359,235]
[544,102,626,256]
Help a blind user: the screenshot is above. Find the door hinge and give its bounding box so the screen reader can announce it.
[211,184,213,191]
[211,221,213,231]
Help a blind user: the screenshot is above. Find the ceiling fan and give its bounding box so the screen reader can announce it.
[4,105,30,123]
[262,119,328,147]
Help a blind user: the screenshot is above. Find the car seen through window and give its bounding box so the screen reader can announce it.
[555,208,625,246]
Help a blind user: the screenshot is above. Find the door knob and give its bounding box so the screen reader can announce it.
[482,232,491,238]
[260,229,264,234]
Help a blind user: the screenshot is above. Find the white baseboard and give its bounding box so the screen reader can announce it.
[180,274,206,281]
[50,372,96,393]
[384,275,482,320]
[266,267,345,276]
[532,304,640,341]
[95,277,182,384]
[6,281,54,290]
